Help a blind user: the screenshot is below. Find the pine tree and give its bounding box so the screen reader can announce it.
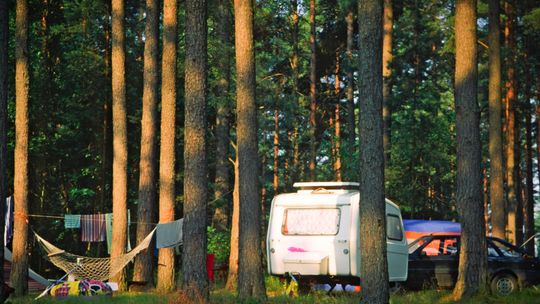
[156,0,177,291]
[110,0,128,290]
[358,0,388,303]
[133,0,159,285]
[488,0,505,240]
[452,0,487,299]
[182,0,209,300]
[11,0,30,296]
[235,0,266,299]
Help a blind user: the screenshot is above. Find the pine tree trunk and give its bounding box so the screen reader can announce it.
[0,0,7,300]
[357,0,388,303]
[504,0,519,244]
[182,0,209,301]
[156,0,177,292]
[234,0,266,298]
[382,0,393,164]
[225,156,239,291]
[133,0,159,284]
[110,0,128,290]
[308,0,317,181]
[11,0,30,296]
[452,0,487,299]
[334,51,342,181]
[212,0,232,231]
[346,9,355,146]
[488,0,505,240]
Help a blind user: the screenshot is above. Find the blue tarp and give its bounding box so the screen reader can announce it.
[403,219,461,233]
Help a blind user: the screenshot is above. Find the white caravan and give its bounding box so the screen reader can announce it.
[266,182,408,288]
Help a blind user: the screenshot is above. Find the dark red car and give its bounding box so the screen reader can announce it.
[406,234,540,295]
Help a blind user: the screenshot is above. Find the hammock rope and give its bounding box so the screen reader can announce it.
[34,227,156,281]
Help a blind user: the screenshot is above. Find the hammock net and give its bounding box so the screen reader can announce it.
[34,228,156,281]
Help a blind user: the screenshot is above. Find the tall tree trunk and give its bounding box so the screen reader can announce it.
[488,0,505,240]
[133,0,159,284]
[308,0,317,181]
[212,0,232,231]
[11,0,30,296]
[290,0,300,184]
[110,0,128,290]
[504,0,519,244]
[0,0,7,300]
[357,0,388,303]
[156,0,177,292]
[182,0,209,301]
[452,0,487,299]
[334,51,342,181]
[382,0,393,164]
[225,155,239,291]
[234,0,266,298]
[346,9,355,146]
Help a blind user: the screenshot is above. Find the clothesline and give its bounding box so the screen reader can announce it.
[27,213,159,226]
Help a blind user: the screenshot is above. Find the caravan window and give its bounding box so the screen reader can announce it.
[281,208,340,235]
[386,214,403,241]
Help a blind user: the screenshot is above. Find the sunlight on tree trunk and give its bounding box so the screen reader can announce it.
[133,0,159,285]
[156,0,177,292]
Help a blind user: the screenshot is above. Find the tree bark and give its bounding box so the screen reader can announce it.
[11,0,30,296]
[234,0,266,298]
[504,0,519,245]
[382,0,393,164]
[0,0,7,300]
[346,9,355,147]
[308,0,317,181]
[156,0,177,292]
[212,0,232,231]
[452,0,487,299]
[182,0,209,301]
[133,0,159,285]
[225,155,239,291]
[357,0,388,303]
[488,0,505,240]
[110,0,128,290]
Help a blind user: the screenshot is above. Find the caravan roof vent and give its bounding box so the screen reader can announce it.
[293,182,359,193]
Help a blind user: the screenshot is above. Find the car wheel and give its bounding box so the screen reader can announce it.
[491,273,517,296]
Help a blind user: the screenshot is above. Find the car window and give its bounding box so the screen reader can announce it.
[487,243,500,257]
[491,239,522,257]
[419,237,459,256]
[387,214,403,241]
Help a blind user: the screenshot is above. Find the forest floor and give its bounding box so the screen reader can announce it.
[6,277,540,303]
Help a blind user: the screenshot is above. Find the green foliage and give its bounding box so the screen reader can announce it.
[207,226,231,265]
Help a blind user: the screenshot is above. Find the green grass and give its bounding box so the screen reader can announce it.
[7,279,540,304]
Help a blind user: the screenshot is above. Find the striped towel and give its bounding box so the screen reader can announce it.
[81,214,106,242]
[64,214,81,229]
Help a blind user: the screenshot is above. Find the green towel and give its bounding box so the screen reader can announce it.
[64,214,81,229]
[105,210,131,254]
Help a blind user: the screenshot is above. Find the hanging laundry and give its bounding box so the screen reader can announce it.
[81,214,106,242]
[64,214,81,229]
[105,210,132,254]
[4,196,13,244]
[156,218,183,249]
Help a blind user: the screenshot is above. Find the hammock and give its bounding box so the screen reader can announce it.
[34,228,156,281]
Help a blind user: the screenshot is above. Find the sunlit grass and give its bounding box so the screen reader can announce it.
[7,278,540,304]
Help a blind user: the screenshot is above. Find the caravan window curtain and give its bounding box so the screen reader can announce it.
[281,208,340,235]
